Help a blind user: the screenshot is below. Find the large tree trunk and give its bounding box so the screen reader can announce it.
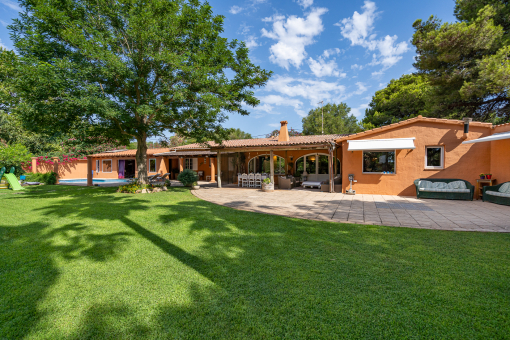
[136,134,148,184]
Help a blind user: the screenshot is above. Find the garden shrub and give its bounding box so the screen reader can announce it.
[177,169,198,187]
[118,180,155,193]
[25,172,57,185]
[0,143,32,176]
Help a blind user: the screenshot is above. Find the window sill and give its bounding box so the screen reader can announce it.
[424,168,444,171]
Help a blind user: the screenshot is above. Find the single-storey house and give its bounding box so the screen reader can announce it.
[31,117,510,198]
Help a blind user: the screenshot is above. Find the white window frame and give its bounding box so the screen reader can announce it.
[149,158,157,173]
[185,158,193,170]
[362,150,397,174]
[96,160,100,172]
[425,146,444,170]
[102,159,113,173]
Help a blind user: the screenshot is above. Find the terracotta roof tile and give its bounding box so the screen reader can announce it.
[90,148,169,157]
[174,134,348,149]
[153,150,217,157]
[336,116,493,142]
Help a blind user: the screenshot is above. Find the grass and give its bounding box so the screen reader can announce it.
[0,185,509,339]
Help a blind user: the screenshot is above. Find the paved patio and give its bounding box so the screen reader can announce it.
[192,187,510,232]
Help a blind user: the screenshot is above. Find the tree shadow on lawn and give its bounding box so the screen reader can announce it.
[5,187,510,339]
[0,220,130,339]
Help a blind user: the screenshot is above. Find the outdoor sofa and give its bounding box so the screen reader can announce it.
[483,181,510,206]
[414,178,474,200]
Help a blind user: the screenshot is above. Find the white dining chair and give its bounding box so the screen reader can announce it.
[237,173,242,187]
[248,173,255,187]
[241,174,248,187]
[255,173,262,188]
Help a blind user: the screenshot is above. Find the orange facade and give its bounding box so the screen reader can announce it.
[339,120,493,196]
[490,123,510,184]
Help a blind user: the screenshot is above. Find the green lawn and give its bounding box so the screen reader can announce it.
[0,185,509,339]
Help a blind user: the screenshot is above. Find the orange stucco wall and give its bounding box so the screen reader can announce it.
[34,159,89,180]
[491,124,510,184]
[341,121,493,196]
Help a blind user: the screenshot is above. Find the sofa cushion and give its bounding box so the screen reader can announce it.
[421,188,471,193]
[447,181,467,190]
[487,190,510,198]
[418,180,434,189]
[498,182,510,194]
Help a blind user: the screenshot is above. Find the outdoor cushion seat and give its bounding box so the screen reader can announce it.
[414,178,474,200]
[302,181,322,189]
[483,181,510,206]
[485,190,510,197]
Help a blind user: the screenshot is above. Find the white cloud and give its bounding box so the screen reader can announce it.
[261,7,328,69]
[230,5,244,14]
[378,82,386,88]
[350,103,370,118]
[295,0,313,9]
[268,123,281,127]
[0,20,8,27]
[354,82,368,95]
[336,0,377,45]
[0,0,21,11]
[245,36,259,49]
[307,57,346,78]
[351,63,363,70]
[265,75,346,106]
[238,23,252,35]
[252,95,304,117]
[322,48,342,58]
[336,1,408,75]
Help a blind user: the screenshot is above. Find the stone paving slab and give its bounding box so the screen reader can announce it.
[192,186,510,232]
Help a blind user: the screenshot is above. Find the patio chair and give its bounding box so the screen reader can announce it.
[238,173,242,187]
[248,173,255,188]
[320,175,342,193]
[279,176,296,190]
[255,173,262,188]
[241,174,248,187]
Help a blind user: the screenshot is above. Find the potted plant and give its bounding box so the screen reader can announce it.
[262,177,274,192]
[191,181,200,190]
[480,173,486,179]
[486,173,492,180]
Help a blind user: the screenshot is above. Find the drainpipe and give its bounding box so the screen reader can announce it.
[462,117,472,140]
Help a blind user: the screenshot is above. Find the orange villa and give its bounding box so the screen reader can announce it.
[30,117,510,198]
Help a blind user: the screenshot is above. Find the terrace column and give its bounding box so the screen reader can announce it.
[178,158,184,172]
[302,156,307,176]
[87,157,93,186]
[52,157,60,183]
[210,157,216,183]
[270,150,274,184]
[328,145,334,193]
[31,157,37,173]
[217,152,222,188]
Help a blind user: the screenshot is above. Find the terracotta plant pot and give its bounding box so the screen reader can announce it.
[480,176,486,180]
[486,175,492,180]
[262,183,274,192]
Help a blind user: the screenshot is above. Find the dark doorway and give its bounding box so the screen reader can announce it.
[125,160,136,178]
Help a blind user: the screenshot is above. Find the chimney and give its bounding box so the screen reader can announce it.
[278,121,290,142]
[462,117,472,140]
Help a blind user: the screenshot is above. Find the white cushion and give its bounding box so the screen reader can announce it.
[499,182,510,193]
[487,190,510,198]
[447,181,467,190]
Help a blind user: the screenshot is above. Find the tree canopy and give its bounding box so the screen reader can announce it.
[412,1,509,121]
[361,74,432,130]
[363,0,509,128]
[9,0,271,183]
[302,103,359,135]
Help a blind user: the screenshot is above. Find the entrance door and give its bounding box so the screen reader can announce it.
[124,160,136,178]
[220,153,235,184]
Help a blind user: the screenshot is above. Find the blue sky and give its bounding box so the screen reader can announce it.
[0,0,456,138]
